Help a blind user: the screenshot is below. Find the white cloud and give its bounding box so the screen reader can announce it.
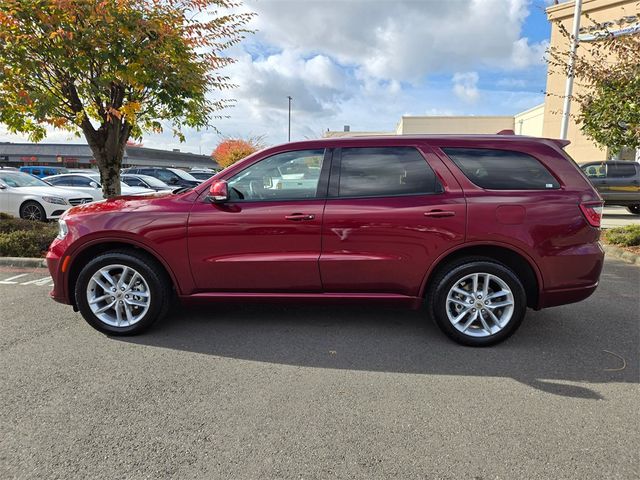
[452,72,480,102]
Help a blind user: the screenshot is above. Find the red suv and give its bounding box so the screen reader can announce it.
[47,135,604,346]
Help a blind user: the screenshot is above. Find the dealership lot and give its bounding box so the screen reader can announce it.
[0,258,638,479]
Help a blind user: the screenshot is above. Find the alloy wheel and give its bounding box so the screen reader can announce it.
[445,272,515,338]
[86,264,151,327]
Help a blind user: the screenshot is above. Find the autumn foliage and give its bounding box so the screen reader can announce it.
[0,0,254,197]
[213,137,265,168]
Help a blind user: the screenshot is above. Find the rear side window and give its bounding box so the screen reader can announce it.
[337,147,439,198]
[607,163,637,178]
[442,148,560,190]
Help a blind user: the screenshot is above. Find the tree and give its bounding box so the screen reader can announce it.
[212,136,265,169]
[547,21,640,154]
[0,0,254,197]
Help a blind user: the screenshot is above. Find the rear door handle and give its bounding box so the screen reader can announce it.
[285,213,315,221]
[424,210,455,218]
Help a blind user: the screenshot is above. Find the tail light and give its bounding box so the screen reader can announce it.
[580,201,604,228]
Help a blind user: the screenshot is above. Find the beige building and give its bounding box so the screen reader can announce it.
[544,0,639,162]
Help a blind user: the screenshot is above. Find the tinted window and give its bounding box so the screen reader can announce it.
[337,147,438,198]
[49,176,74,186]
[608,163,637,178]
[73,176,95,187]
[123,177,143,187]
[228,149,325,201]
[442,148,560,190]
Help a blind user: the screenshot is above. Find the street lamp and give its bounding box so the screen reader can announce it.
[560,0,582,140]
[287,96,293,142]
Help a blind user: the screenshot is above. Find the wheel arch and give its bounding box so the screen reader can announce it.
[420,243,543,309]
[66,239,179,305]
[19,198,45,218]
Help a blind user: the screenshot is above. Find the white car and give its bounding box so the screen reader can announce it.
[43,173,154,201]
[0,171,93,221]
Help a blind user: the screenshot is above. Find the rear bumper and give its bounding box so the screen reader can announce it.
[537,242,604,309]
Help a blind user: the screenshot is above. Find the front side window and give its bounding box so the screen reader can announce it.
[442,148,560,190]
[228,149,325,201]
[337,147,439,198]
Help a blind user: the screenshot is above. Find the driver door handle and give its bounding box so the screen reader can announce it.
[285,213,315,221]
[424,210,455,218]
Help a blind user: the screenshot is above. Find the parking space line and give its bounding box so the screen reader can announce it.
[20,276,53,286]
[0,274,29,284]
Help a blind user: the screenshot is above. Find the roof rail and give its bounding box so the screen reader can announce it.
[496,129,515,135]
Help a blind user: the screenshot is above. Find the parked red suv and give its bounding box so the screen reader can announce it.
[47,135,604,346]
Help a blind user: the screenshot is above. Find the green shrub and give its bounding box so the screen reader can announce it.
[604,225,640,247]
[0,214,58,257]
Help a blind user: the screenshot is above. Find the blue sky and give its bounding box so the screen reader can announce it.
[0,0,558,154]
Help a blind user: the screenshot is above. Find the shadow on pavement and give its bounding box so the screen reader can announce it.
[117,261,639,400]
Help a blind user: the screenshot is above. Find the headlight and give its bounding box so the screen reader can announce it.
[42,196,68,205]
[57,219,68,239]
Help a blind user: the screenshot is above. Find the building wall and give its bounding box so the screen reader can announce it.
[514,103,545,137]
[544,0,638,163]
[396,116,514,135]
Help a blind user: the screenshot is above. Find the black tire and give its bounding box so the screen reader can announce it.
[428,257,527,347]
[627,205,640,215]
[74,249,171,335]
[20,200,46,222]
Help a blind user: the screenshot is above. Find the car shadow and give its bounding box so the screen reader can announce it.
[117,264,638,401]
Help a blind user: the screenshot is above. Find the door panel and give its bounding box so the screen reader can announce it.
[319,145,465,297]
[320,194,465,296]
[188,148,330,293]
[188,200,325,292]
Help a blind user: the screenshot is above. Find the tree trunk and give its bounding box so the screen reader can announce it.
[82,118,131,199]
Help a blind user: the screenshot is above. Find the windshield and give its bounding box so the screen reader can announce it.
[0,172,50,188]
[168,168,198,181]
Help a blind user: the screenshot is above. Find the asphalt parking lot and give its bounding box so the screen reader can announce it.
[0,258,638,479]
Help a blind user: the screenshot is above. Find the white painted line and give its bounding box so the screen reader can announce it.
[20,276,52,286]
[0,274,29,284]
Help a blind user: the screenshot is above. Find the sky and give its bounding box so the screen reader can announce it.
[0,0,558,155]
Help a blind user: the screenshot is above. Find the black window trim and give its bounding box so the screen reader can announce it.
[440,146,563,191]
[220,148,333,204]
[327,145,444,200]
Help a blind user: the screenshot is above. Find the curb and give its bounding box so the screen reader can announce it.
[0,256,47,268]
[603,244,640,266]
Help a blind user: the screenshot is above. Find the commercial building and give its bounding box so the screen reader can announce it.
[0,143,218,170]
[544,0,638,162]
[326,0,638,164]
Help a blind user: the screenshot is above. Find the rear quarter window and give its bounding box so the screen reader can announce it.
[442,148,560,190]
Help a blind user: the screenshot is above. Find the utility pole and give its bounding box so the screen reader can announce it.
[560,0,582,140]
[287,96,293,142]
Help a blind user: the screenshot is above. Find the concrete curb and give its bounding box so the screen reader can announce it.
[0,256,47,268]
[603,244,640,266]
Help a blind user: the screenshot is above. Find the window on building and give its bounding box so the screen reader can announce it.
[442,148,560,190]
[337,147,439,198]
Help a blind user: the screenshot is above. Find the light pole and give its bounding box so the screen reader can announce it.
[287,96,293,142]
[560,0,582,140]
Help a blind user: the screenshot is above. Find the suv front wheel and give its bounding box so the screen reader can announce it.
[75,250,171,335]
[429,259,527,346]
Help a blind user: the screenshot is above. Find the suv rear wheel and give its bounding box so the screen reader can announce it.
[429,258,527,346]
[75,250,171,335]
